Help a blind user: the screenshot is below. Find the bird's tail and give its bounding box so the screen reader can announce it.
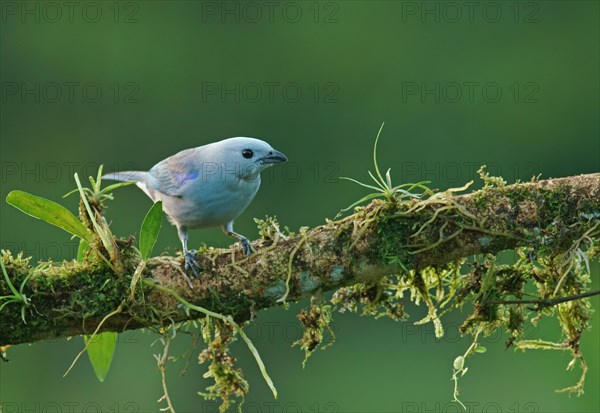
[102,171,148,183]
[102,170,156,201]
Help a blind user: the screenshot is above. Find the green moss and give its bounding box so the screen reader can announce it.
[198,318,248,412]
[2,169,599,403]
[293,299,335,367]
[331,277,408,321]
[373,211,414,269]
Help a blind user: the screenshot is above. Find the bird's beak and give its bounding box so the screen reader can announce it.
[261,149,288,164]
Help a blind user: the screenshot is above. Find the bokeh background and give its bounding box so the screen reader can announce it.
[1,1,599,412]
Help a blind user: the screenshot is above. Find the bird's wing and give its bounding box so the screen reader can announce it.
[147,148,202,197]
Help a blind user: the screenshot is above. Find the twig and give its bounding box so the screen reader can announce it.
[277,231,310,304]
[155,325,176,413]
[485,290,600,310]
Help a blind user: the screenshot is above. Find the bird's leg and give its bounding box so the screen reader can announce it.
[223,221,252,256]
[177,225,201,276]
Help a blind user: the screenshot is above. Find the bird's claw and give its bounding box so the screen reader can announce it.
[240,237,253,256]
[184,250,202,277]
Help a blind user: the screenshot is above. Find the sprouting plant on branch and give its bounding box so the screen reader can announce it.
[338,123,433,216]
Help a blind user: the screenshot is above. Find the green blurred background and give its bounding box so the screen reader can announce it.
[1,1,599,412]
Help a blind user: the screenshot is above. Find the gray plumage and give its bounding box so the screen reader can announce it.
[103,137,287,275]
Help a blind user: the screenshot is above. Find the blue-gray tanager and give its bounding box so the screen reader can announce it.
[102,137,287,275]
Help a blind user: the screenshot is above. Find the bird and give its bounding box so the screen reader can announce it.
[102,137,288,275]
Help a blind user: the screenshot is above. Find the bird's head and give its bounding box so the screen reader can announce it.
[214,137,288,180]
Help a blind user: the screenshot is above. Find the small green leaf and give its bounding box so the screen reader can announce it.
[83,332,117,382]
[474,346,487,354]
[74,173,113,253]
[101,181,136,194]
[453,355,465,370]
[1,259,21,299]
[77,239,90,263]
[139,201,163,260]
[62,188,82,199]
[6,190,92,242]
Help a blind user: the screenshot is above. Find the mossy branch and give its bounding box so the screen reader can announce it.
[1,173,599,346]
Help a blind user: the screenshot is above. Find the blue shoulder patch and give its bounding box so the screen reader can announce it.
[174,171,199,186]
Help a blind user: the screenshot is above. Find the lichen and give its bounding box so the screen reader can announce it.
[329,266,344,282]
[299,271,321,293]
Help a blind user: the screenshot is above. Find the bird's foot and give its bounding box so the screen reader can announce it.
[240,237,253,256]
[183,250,202,277]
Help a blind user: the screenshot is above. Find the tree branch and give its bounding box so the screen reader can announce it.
[1,173,599,346]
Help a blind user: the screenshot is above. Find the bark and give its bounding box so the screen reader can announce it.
[1,173,599,346]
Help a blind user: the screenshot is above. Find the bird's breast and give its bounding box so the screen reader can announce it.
[159,176,261,229]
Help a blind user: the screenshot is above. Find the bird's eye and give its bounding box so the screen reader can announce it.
[242,149,254,159]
